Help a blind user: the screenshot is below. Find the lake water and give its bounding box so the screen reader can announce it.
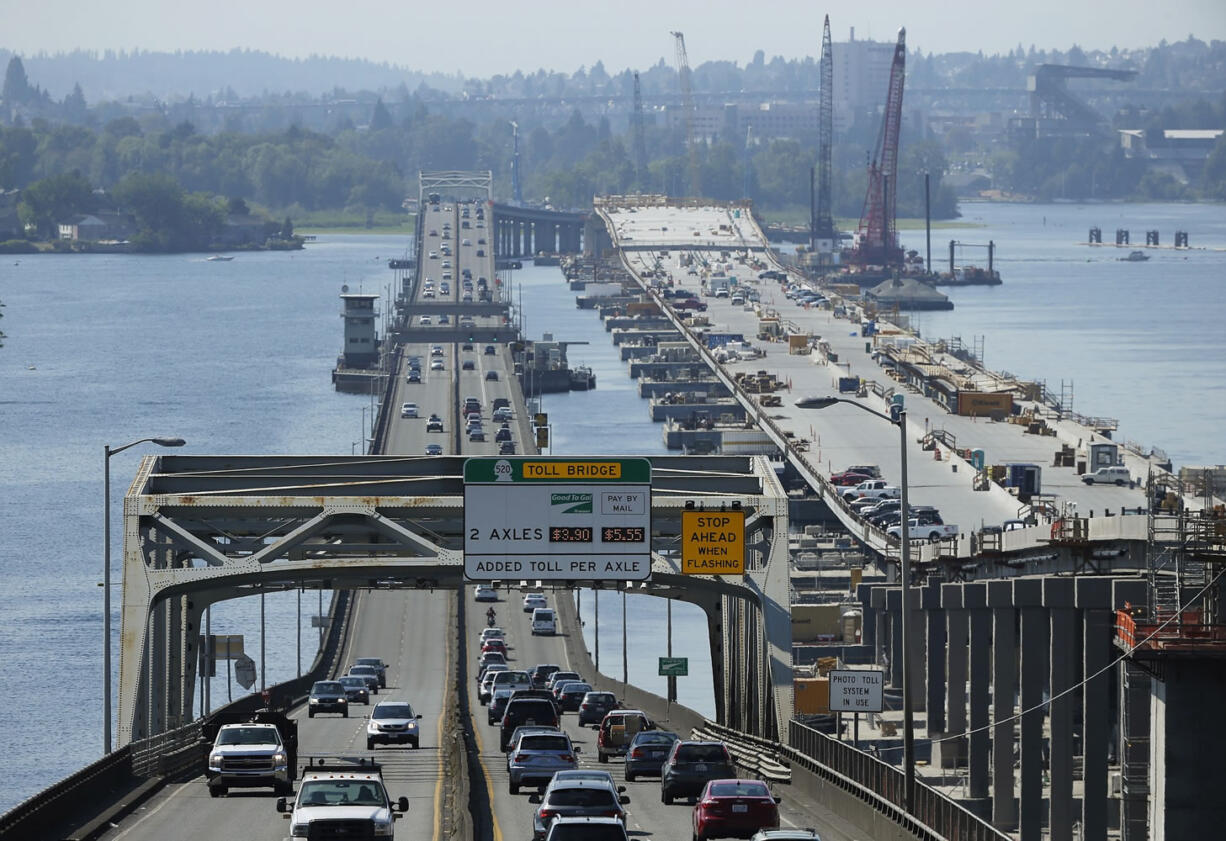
[1,201,1223,811]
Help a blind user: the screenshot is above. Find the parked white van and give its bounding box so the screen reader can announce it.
[1083,466,1132,486]
[531,608,557,636]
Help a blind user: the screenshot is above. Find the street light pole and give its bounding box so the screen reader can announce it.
[795,395,914,812]
[103,436,185,754]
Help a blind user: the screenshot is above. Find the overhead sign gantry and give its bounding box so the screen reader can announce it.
[463,457,652,580]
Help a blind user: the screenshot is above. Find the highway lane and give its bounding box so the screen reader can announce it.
[99,589,452,841]
[465,586,860,841]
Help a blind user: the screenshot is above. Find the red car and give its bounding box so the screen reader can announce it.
[481,639,508,656]
[692,779,779,840]
[830,471,873,486]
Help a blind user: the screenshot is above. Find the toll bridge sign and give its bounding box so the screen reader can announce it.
[463,457,652,581]
[681,510,745,575]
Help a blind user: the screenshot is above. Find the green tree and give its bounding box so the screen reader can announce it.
[2,57,31,106]
[17,170,95,237]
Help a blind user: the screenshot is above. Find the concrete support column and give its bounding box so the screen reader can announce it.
[943,583,968,769]
[1016,579,1048,841]
[887,593,903,690]
[1078,578,1113,841]
[967,584,991,801]
[989,581,1019,830]
[924,582,947,734]
[1046,578,1077,841]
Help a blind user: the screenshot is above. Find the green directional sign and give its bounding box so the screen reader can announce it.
[658,657,689,677]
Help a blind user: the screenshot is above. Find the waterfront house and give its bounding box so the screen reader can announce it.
[57,212,136,242]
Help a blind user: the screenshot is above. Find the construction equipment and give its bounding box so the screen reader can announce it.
[671,30,701,198]
[813,15,835,251]
[851,28,907,269]
[632,71,649,190]
[510,121,523,205]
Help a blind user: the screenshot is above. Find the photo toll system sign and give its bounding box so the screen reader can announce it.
[463,458,652,581]
[681,510,746,575]
[828,669,884,713]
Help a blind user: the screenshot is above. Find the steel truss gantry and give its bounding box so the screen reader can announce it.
[419,170,493,203]
[118,455,793,747]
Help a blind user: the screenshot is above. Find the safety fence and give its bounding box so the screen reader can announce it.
[788,719,1011,841]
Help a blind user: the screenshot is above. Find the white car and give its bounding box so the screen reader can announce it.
[277,758,407,834]
[430,359,444,371]
[366,700,423,750]
[474,584,498,602]
[480,627,506,642]
[522,593,548,613]
[400,403,418,419]
[420,315,432,325]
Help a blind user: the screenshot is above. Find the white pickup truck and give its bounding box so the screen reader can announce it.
[277,757,407,837]
[840,479,900,501]
[887,518,959,542]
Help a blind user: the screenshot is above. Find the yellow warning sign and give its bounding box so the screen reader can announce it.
[681,510,745,575]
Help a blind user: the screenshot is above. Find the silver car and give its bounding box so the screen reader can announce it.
[365,700,423,750]
[507,729,579,794]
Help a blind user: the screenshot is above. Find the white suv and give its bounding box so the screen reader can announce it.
[277,758,407,837]
[1083,466,1132,486]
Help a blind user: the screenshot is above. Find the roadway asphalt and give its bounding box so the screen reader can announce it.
[466,586,850,841]
[98,589,450,841]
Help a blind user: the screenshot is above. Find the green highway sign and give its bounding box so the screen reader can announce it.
[464,457,652,484]
[658,657,688,677]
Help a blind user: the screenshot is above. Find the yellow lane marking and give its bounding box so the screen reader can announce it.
[467,595,504,841]
[432,591,452,841]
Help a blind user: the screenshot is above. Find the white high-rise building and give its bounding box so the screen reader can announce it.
[832,27,896,133]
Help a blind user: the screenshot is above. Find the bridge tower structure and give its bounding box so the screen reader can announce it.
[632,71,649,191]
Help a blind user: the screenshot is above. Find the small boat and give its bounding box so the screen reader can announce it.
[1121,250,1149,262]
[569,365,596,391]
[206,255,235,262]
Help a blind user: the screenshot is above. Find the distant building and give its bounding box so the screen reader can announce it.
[664,101,818,143]
[832,28,896,132]
[57,212,136,242]
[1119,128,1224,181]
[339,293,380,369]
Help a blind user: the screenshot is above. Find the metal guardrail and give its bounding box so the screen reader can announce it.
[692,719,792,784]
[369,344,403,455]
[788,719,1011,841]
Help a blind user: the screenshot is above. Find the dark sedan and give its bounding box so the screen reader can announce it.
[623,730,679,781]
[577,691,620,726]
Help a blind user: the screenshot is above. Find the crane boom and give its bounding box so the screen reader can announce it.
[814,15,835,244]
[671,30,701,197]
[853,27,906,267]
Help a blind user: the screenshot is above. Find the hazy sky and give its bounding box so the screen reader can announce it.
[4,0,1225,77]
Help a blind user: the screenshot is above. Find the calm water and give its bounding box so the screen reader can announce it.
[905,201,1226,468]
[1,202,1223,810]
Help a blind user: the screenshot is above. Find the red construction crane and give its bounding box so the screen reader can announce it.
[852,27,907,268]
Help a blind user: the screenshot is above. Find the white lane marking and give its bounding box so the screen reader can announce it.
[104,782,193,839]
